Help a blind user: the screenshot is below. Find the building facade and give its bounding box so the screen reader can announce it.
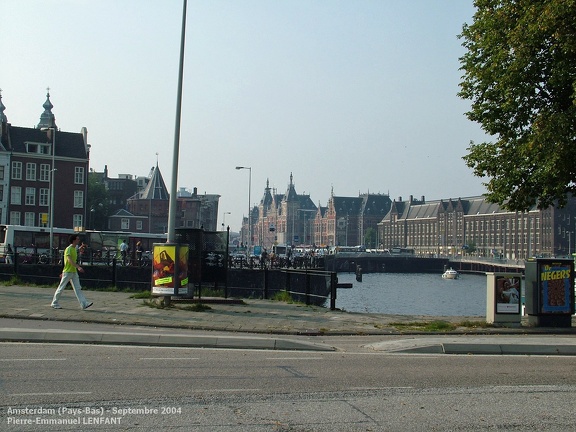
[379,195,576,259]
[243,174,391,250]
[0,91,89,231]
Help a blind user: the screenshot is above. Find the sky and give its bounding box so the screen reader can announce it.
[1,0,489,233]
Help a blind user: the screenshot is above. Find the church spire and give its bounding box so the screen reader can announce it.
[0,89,7,123]
[37,87,57,129]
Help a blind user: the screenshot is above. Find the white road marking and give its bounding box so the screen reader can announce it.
[9,392,92,396]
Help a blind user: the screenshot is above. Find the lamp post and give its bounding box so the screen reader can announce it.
[42,126,56,262]
[235,166,251,251]
[222,211,231,230]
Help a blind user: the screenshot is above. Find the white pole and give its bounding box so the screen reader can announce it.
[167,0,187,243]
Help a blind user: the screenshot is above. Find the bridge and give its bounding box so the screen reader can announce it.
[323,253,526,274]
[448,257,525,274]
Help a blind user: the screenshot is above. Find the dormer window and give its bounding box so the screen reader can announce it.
[25,142,51,154]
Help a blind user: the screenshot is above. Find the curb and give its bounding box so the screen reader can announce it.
[0,329,336,352]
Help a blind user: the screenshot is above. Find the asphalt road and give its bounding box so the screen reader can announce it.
[2,340,576,431]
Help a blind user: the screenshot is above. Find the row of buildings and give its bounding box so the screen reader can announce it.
[0,91,219,235]
[3,91,575,261]
[241,175,576,261]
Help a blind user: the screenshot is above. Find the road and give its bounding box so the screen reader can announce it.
[2,342,576,431]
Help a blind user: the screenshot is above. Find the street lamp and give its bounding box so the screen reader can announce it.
[41,126,56,262]
[222,211,231,230]
[235,166,251,251]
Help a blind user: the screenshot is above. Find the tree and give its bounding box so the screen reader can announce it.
[364,227,377,248]
[86,175,110,230]
[458,0,576,211]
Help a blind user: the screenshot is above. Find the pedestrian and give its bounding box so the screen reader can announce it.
[50,234,93,310]
[119,239,129,266]
[5,244,13,264]
[136,241,143,266]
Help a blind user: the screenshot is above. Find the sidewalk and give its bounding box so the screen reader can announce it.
[1,285,575,354]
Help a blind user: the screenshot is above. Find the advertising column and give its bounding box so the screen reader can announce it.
[525,258,574,327]
[151,243,189,296]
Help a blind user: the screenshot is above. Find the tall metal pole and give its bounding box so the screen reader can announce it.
[49,128,55,259]
[167,0,187,243]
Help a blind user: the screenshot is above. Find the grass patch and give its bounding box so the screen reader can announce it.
[272,291,294,303]
[388,319,492,332]
[130,290,153,299]
[180,303,212,312]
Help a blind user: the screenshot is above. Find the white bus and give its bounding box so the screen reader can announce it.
[0,224,167,264]
[0,224,76,259]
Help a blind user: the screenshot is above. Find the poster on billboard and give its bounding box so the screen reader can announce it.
[539,261,573,314]
[495,275,521,314]
[151,244,189,295]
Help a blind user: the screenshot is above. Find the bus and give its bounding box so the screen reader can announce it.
[0,224,167,264]
[0,225,76,261]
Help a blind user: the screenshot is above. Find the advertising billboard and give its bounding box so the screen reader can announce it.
[151,243,189,296]
[495,275,521,314]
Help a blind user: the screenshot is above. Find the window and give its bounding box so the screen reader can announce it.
[26,143,38,153]
[39,188,49,206]
[11,161,22,180]
[39,164,50,182]
[0,165,4,180]
[10,186,21,205]
[136,220,143,230]
[39,213,48,227]
[121,218,130,230]
[24,212,35,226]
[25,188,35,205]
[74,167,85,184]
[9,211,20,225]
[74,191,84,208]
[26,163,37,181]
[73,214,83,230]
[0,185,3,201]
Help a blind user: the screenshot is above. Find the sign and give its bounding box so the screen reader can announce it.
[539,261,572,314]
[495,275,521,314]
[151,243,189,296]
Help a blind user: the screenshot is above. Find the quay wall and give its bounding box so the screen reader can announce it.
[323,254,449,273]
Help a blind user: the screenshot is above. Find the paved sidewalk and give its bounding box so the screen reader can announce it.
[1,285,575,354]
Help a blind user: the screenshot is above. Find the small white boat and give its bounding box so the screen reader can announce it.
[442,268,459,279]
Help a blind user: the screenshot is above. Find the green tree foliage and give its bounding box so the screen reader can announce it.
[364,227,377,248]
[86,174,109,230]
[458,0,576,210]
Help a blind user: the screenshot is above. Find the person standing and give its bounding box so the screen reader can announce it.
[135,241,143,266]
[51,234,93,310]
[119,239,129,266]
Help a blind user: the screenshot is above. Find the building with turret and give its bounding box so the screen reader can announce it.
[0,90,89,230]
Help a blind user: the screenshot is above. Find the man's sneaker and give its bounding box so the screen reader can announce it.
[82,302,93,310]
[51,304,62,309]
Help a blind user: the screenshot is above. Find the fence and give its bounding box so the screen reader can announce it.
[0,259,341,310]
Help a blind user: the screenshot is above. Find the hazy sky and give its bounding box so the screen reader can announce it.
[1,0,488,232]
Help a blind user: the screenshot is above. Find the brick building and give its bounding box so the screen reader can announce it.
[379,195,576,259]
[0,91,89,230]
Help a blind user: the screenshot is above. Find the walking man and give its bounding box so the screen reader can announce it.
[51,234,93,310]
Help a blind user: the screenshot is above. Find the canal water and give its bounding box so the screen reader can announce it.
[333,272,487,316]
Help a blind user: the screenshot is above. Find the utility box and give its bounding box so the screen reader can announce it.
[525,259,574,327]
[486,272,522,325]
